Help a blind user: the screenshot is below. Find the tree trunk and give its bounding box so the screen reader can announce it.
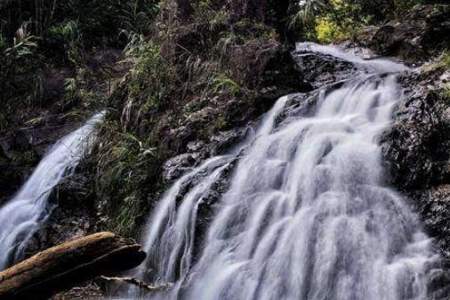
[0,232,146,300]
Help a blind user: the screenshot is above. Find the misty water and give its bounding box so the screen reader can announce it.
[0,112,104,270]
[128,44,442,300]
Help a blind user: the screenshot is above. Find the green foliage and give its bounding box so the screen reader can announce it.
[392,0,424,17]
[114,194,142,235]
[315,17,348,43]
[212,73,241,96]
[289,0,362,42]
[94,121,162,236]
[191,0,229,29]
[48,20,81,43]
[119,0,160,36]
[0,28,43,132]
[289,0,330,29]
[0,1,161,135]
[0,35,6,50]
[439,50,450,69]
[48,20,84,65]
[125,34,176,113]
[289,0,425,42]
[0,0,160,50]
[57,0,160,45]
[442,85,450,102]
[440,51,450,102]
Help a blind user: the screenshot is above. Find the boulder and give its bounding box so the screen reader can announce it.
[367,4,450,63]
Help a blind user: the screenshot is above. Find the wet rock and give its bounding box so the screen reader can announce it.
[163,153,200,181]
[293,50,358,88]
[163,126,250,182]
[382,70,450,190]
[414,185,450,258]
[52,282,104,300]
[428,266,450,300]
[227,41,305,93]
[22,172,97,259]
[208,127,250,155]
[381,67,450,260]
[0,132,39,205]
[187,140,206,153]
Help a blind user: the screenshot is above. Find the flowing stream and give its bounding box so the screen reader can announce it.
[0,112,104,270]
[130,44,441,300]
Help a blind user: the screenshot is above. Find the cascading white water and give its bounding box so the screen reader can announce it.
[0,112,104,270]
[130,98,287,294]
[131,44,441,300]
[295,42,410,73]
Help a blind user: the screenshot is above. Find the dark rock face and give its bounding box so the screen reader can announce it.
[163,126,251,182]
[0,47,124,206]
[0,132,37,205]
[367,4,450,63]
[21,172,97,260]
[163,153,201,182]
[0,118,81,205]
[382,71,450,190]
[381,68,450,261]
[293,50,358,88]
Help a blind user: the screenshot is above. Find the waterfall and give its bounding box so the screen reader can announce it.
[130,44,441,300]
[0,112,104,270]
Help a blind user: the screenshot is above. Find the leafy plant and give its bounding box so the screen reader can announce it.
[289,0,331,30]
[119,0,160,36]
[439,50,450,69]
[48,20,83,65]
[288,0,423,42]
[212,73,241,96]
[125,35,176,113]
[95,124,160,235]
[0,26,42,128]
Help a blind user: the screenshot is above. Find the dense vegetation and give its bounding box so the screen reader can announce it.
[0,0,159,132]
[0,0,432,122]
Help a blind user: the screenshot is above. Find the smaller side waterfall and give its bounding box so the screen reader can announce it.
[0,112,104,270]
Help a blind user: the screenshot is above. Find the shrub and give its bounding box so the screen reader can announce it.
[0,28,43,131]
[212,73,241,96]
[315,17,347,43]
[125,34,176,114]
[289,0,425,42]
[47,20,83,65]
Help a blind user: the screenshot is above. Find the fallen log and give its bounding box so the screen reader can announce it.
[0,232,146,300]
